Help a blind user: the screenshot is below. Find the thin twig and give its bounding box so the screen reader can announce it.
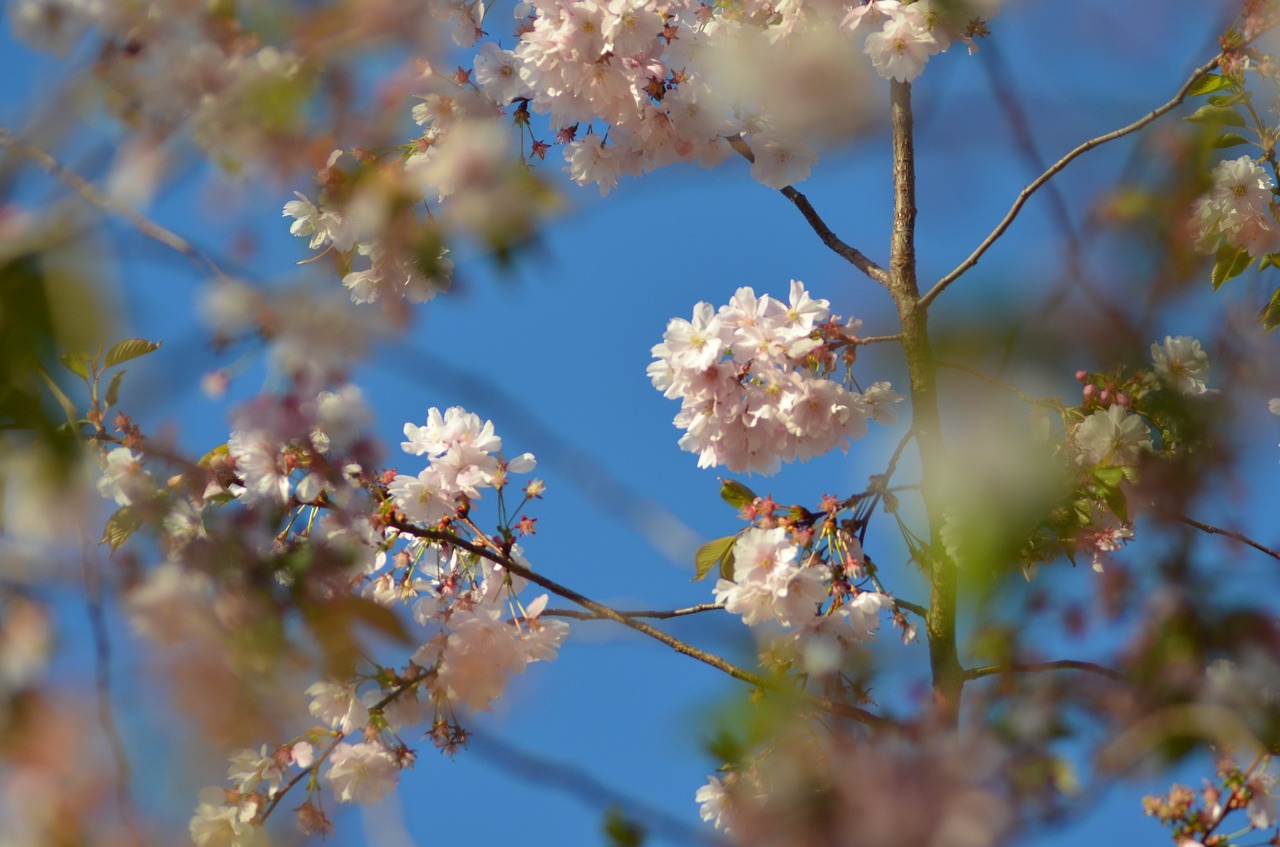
[962,660,1123,682]
[388,517,896,730]
[727,135,891,287]
[1179,515,1280,561]
[892,598,927,619]
[0,124,224,277]
[256,671,427,823]
[921,53,1224,308]
[81,544,147,847]
[935,360,1061,409]
[542,603,724,621]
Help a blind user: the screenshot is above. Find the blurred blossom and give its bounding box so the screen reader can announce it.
[0,596,51,692]
[705,729,1015,847]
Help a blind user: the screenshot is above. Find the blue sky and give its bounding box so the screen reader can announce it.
[3,1,1277,845]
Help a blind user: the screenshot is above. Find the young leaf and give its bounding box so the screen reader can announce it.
[1211,245,1253,289]
[105,338,161,368]
[694,534,737,582]
[1259,287,1280,333]
[59,352,91,381]
[719,478,757,510]
[1188,72,1231,97]
[1210,132,1250,149]
[102,507,142,552]
[1184,104,1246,127]
[104,370,126,409]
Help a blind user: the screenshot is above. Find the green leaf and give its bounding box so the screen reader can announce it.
[1211,244,1253,289]
[719,478,757,510]
[1211,132,1250,149]
[1093,466,1125,489]
[694,534,737,582]
[1101,486,1129,524]
[59,352,91,381]
[1260,287,1280,332]
[1188,72,1231,97]
[105,338,161,369]
[1184,103,1246,127]
[104,370,126,409]
[720,548,736,582]
[102,507,142,552]
[1207,90,1250,107]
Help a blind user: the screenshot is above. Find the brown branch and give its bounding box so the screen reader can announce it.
[542,603,724,621]
[886,78,963,727]
[854,334,902,345]
[920,53,1225,309]
[962,659,1123,682]
[728,135,891,287]
[388,517,895,730]
[0,124,224,277]
[1179,515,1280,561]
[891,598,927,619]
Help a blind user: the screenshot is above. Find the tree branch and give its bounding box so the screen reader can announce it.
[887,79,963,727]
[962,659,1123,682]
[728,135,891,287]
[542,603,724,621]
[0,124,225,277]
[920,53,1224,309]
[1179,515,1280,561]
[388,517,896,729]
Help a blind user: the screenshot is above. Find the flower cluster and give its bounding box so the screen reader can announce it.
[697,729,1015,846]
[389,406,537,523]
[649,280,901,475]
[939,337,1215,579]
[714,526,889,662]
[184,405,564,840]
[1192,155,1279,256]
[1143,757,1278,847]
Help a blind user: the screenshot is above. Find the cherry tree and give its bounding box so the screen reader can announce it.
[1,1,1279,846]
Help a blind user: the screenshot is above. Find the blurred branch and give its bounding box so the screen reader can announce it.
[465,726,727,847]
[80,543,147,847]
[1179,515,1280,561]
[389,517,897,730]
[921,53,1225,308]
[962,660,1123,682]
[936,360,1062,409]
[542,603,724,621]
[727,135,891,287]
[0,124,225,277]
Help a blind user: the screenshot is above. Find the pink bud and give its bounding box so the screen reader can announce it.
[1083,384,1097,400]
[1116,392,1131,409]
[1100,389,1111,404]
[1075,370,1089,383]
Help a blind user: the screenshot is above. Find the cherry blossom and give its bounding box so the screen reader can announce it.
[1072,405,1153,467]
[1192,155,1279,255]
[1150,335,1210,396]
[325,741,401,804]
